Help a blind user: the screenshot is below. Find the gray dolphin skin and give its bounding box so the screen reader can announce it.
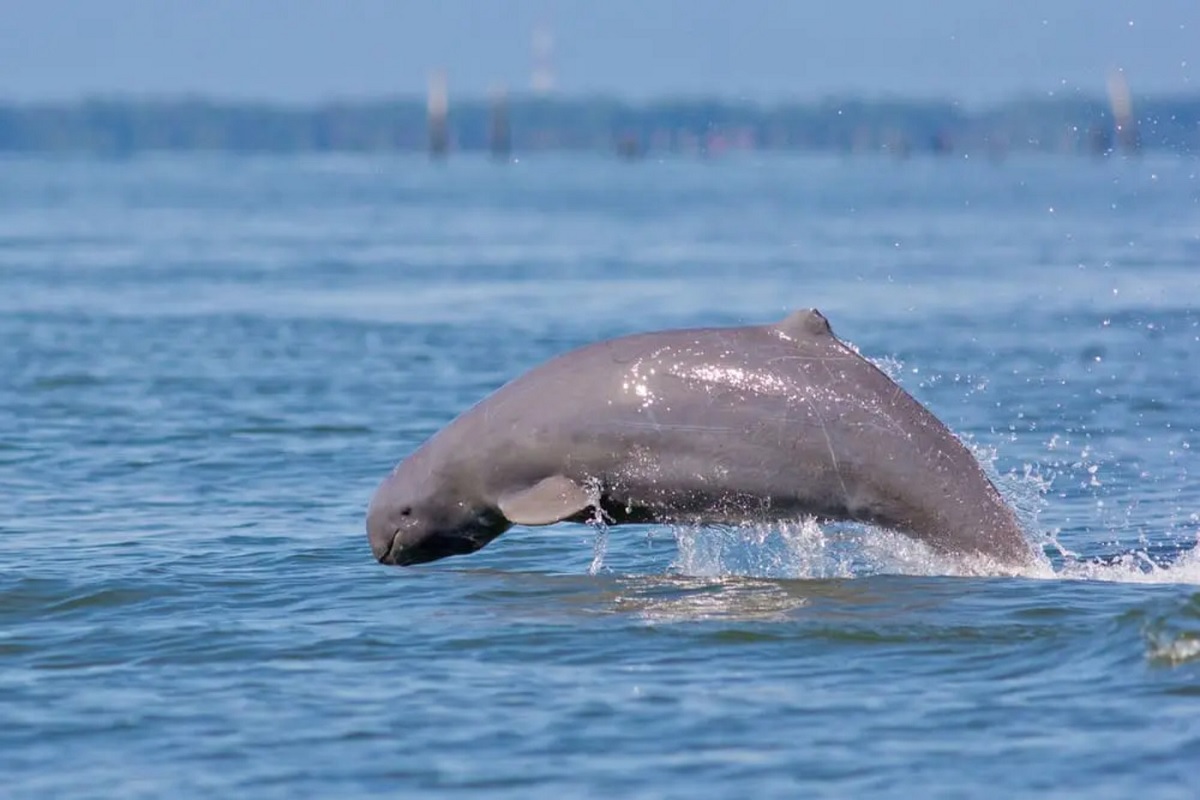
[367,309,1035,570]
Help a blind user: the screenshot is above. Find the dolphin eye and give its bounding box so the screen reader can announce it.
[400,507,412,517]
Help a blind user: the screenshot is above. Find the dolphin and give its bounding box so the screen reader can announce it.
[367,309,1035,570]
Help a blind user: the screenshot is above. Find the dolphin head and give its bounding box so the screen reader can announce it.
[366,454,510,567]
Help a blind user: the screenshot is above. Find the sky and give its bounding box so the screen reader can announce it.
[0,0,1195,104]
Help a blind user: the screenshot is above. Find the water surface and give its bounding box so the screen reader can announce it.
[2,153,1199,798]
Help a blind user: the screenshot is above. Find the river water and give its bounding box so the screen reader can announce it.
[2,153,1198,797]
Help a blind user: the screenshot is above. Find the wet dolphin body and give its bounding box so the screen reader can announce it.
[367,310,1035,570]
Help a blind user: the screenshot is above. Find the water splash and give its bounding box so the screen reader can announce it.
[585,482,611,575]
[656,431,1065,581]
[963,424,1200,585]
[668,519,1024,580]
[868,354,905,382]
[588,525,609,575]
[1052,539,1200,585]
[659,517,1200,586]
[978,445,1054,533]
[672,519,853,580]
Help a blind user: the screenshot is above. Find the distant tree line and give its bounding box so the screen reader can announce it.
[0,94,1195,156]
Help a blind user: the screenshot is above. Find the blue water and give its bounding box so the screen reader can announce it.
[2,153,1199,798]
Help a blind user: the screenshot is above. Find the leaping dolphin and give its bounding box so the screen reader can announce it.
[367,309,1035,571]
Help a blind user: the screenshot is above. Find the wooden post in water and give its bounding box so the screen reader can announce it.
[428,69,449,159]
[1106,69,1140,155]
[489,83,511,161]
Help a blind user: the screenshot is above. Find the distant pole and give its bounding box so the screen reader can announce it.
[428,69,449,158]
[1106,68,1139,155]
[489,83,512,160]
[615,132,642,160]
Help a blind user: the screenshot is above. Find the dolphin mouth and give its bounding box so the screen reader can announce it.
[378,531,482,567]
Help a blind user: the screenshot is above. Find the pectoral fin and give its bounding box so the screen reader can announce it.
[498,475,593,526]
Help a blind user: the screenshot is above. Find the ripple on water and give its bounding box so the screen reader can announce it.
[1139,592,1200,667]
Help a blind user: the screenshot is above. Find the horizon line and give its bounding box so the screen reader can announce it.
[1,88,1197,109]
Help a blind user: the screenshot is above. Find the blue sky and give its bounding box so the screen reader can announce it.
[0,1,1194,103]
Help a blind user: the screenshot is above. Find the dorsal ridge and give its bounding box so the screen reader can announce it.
[776,308,833,339]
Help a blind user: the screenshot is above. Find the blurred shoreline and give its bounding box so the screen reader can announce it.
[0,92,1193,157]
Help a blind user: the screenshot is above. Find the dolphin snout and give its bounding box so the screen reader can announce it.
[369,525,401,564]
[365,490,401,563]
[378,532,482,566]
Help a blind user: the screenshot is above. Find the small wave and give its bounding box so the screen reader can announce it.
[611,575,809,623]
[1141,591,1200,666]
[1146,634,1200,666]
[227,422,373,437]
[29,373,107,389]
